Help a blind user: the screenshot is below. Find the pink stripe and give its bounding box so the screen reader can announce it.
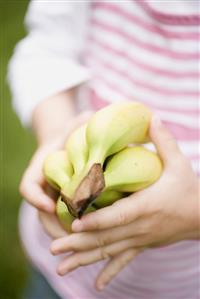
[86,43,199,79]
[89,89,199,141]
[136,0,200,26]
[89,53,199,97]
[92,2,200,40]
[91,18,199,60]
[191,155,200,160]
[162,121,199,141]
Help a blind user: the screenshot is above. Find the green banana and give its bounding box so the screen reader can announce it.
[94,190,124,208]
[62,102,152,217]
[65,124,88,175]
[56,197,75,232]
[43,150,73,190]
[104,146,162,192]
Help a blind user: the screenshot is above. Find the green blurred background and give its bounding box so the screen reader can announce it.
[1,1,36,298]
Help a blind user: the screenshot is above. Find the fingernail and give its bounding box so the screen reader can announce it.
[57,267,66,276]
[50,244,58,255]
[44,202,55,213]
[97,284,105,291]
[72,219,83,232]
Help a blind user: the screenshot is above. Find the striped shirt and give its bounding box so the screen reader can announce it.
[9,1,200,298]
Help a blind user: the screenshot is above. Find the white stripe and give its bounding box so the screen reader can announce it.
[91,76,199,129]
[147,0,199,15]
[145,141,200,157]
[89,43,199,92]
[90,71,198,111]
[179,140,200,156]
[116,0,200,33]
[94,8,199,52]
[91,24,198,72]
[158,110,198,128]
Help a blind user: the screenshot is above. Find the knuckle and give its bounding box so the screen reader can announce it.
[124,249,136,262]
[117,210,127,226]
[96,233,111,248]
[99,247,111,260]
[96,236,106,248]
[37,201,47,211]
[93,219,102,230]
[74,254,84,267]
[77,259,85,267]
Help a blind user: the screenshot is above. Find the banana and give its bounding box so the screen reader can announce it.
[65,124,88,175]
[86,102,151,167]
[56,196,96,233]
[43,103,161,220]
[43,150,73,190]
[94,190,124,208]
[56,197,75,233]
[62,102,152,217]
[104,146,162,192]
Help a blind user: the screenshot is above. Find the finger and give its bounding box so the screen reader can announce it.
[51,219,147,254]
[96,248,141,291]
[20,177,55,213]
[39,211,67,239]
[72,196,141,232]
[150,115,181,165]
[56,238,140,276]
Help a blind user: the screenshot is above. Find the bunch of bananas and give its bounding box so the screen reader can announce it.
[43,102,162,232]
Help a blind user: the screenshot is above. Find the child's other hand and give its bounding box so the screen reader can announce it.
[50,116,199,290]
[19,112,92,213]
[38,210,67,239]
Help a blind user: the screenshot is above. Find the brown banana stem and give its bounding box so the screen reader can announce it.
[61,163,105,218]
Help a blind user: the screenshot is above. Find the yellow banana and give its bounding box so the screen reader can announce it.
[86,102,151,167]
[62,102,151,217]
[65,124,88,175]
[104,146,162,192]
[43,150,73,190]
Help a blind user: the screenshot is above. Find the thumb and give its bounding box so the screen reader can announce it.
[150,115,181,164]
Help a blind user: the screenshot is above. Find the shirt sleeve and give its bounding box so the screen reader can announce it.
[7,0,91,126]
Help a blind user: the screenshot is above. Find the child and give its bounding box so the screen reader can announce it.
[8,1,199,298]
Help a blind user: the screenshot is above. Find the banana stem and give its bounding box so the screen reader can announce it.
[61,163,105,218]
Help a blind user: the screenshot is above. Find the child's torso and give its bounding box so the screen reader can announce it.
[21,2,200,299]
[83,0,199,173]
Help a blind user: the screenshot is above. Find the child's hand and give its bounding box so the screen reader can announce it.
[38,210,67,239]
[19,112,92,213]
[51,116,199,290]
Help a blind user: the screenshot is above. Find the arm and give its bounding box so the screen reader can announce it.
[7,1,91,234]
[8,0,90,125]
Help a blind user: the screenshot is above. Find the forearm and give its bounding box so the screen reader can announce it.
[32,88,77,145]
